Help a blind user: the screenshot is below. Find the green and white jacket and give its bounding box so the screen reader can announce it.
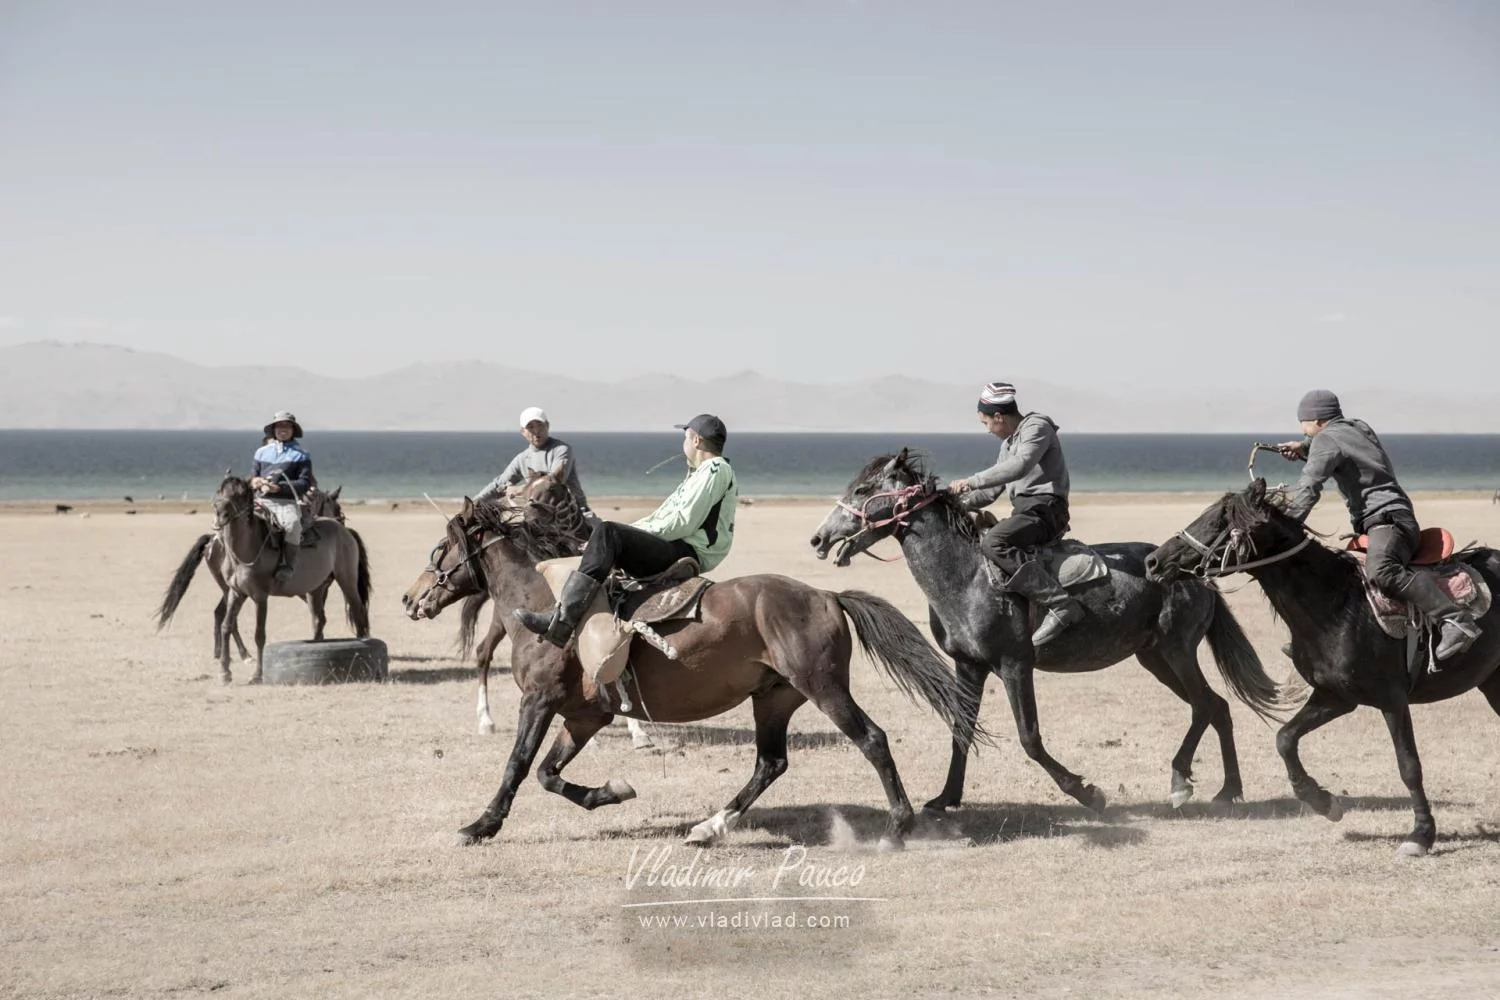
[632,456,738,571]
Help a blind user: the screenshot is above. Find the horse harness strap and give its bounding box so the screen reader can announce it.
[1177,526,1313,578]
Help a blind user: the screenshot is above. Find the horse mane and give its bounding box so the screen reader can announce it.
[457,495,587,566]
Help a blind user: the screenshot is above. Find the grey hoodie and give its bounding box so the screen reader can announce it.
[1282,417,1412,531]
[962,412,1069,509]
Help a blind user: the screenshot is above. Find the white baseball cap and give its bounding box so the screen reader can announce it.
[518,406,549,428]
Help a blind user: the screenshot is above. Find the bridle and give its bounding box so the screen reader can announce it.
[420,528,508,598]
[1175,522,1312,579]
[834,480,944,562]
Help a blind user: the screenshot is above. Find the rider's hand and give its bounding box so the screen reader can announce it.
[1275,441,1307,460]
[949,479,971,495]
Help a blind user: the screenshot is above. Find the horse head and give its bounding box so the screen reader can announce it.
[212,474,256,530]
[402,496,486,620]
[811,448,945,566]
[1146,478,1297,582]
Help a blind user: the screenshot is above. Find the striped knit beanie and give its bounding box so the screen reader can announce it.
[977,381,1019,416]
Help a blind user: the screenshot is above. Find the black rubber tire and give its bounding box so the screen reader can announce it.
[260,638,389,685]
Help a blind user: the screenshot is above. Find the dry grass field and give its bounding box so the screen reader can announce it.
[4,494,1500,999]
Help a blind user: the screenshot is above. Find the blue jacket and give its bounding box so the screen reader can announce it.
[252,440,313,503]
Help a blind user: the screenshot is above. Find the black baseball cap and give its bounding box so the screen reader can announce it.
[675,414,727,451]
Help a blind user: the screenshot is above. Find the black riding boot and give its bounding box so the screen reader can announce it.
[513,571,602,648]
[1398,573,1481,664]
[1006,560,1085,646]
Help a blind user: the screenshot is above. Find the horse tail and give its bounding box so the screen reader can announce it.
[836,590,995,750]
[348,528,373,629]
[458,593,491,659]
[1205,591,1289,723]
[156,534,213,629]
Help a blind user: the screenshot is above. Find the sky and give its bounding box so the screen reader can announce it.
[1,1,1496,392]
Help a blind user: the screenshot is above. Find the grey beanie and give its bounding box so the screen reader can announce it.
[1296,389,1342,423]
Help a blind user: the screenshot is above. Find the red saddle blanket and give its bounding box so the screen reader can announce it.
[1346,527,1453,565]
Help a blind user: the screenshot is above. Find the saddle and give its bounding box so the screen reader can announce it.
[1347,527,1454,565]
[254,504,326,548]
[979,538,1111,593]
[1346,547,1490,641]
[537,556,713,687]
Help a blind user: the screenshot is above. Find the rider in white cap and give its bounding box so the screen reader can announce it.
[475,407,594,521]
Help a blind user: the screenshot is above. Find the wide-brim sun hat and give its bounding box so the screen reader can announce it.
[263,411,304,438]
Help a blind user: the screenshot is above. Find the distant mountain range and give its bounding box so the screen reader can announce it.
[2,340,1495,433]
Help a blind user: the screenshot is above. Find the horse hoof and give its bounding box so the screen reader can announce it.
[478,721,496,735]
[631,733,655,750]
[921,799,954,816]
[1086,785,1107,814]
[605,779,637,802]
[456,822,494,846]
[684,825,717,846]
[247,675,263,686]
[878,835,905,852]
[1396,841,1429,858]
[1325,797,1344,822]
[1170,786,1195,810]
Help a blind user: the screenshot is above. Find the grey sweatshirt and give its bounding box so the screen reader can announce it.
[475,437,590,509]
[962,413,1070,509]
[1282,417,1412,530]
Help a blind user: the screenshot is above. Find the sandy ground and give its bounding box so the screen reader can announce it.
[4,493,1500,999]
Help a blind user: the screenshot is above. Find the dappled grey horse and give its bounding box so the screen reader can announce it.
[811,450,1287,814]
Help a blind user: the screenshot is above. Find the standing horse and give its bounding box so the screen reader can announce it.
[402,494,988,849]
[157,476,371,683]
[1145,479,1500,856]
[200,486,348,662]
[810,450,1286,814]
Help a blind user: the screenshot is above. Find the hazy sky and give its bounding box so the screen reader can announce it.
[2,1,1496,391]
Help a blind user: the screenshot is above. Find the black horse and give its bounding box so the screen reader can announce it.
[1145,479,1500,857]
[811,450,1286,815]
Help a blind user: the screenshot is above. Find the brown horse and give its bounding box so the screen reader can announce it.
[202,486,348,662]
[401,493,987,849]
[157,476,371,683]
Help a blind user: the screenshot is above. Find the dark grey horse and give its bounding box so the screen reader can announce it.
[810,450,1286,814]
[1146,479,1500,857]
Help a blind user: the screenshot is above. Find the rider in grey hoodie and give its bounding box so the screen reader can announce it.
[1278,389,1480,663]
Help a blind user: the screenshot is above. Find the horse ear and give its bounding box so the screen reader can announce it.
[880,447,909,477]
[330,485,342,500]
[460,496,474,520]
[1249,477,1268,506]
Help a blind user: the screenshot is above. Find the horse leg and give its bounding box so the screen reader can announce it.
[219,591,248,684]
[1276,687,1357,820]
[686,682,806,845]
[999,663,1106,813]
[1136,648,1239,808]
[922,656,987,814]
[473,617,506,735]
[536,712,638,809]
[807,684,915,851]
[458,692,558,844]
[1383,705,1437,857]
[249,597,268,685]
[212,592,227,662]
[625,717,654,749]
[308,582,330,641]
